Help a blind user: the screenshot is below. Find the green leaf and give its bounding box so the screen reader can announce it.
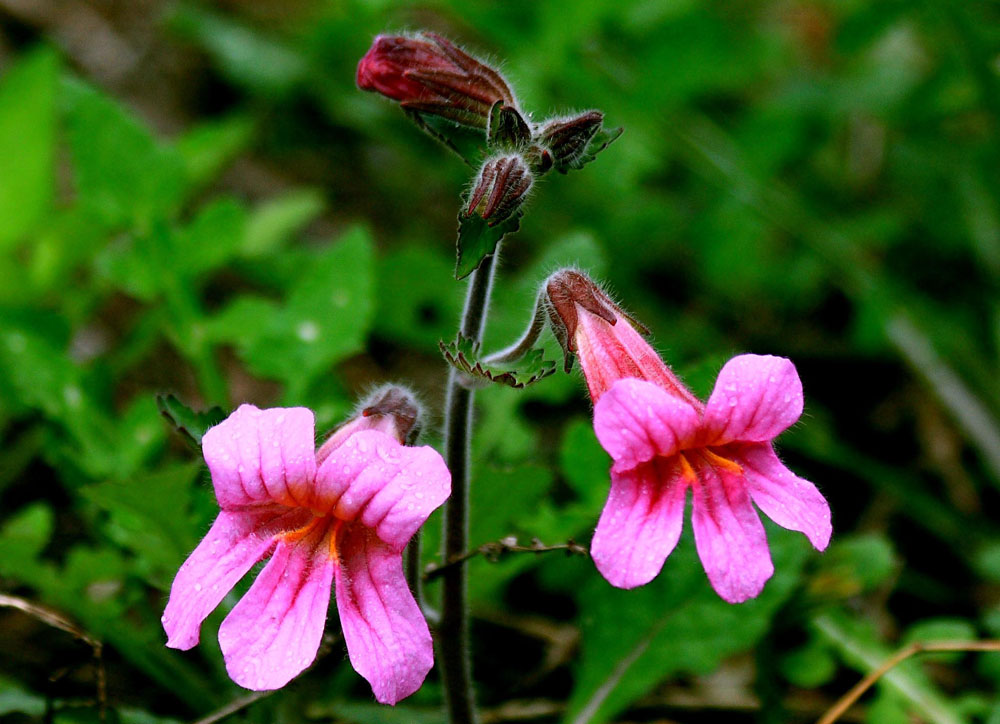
[0,47,58,249]
[156,394,225,447]
[565,529,808,724]
[0,503,54,566]
[455,209,522,280]
[240,227,375,390]
[64,79,186,227]
[175,114,255,187]
[810,533,898,597]
[562,125,624,172]
[405,109,487,166]
[440,334,556,389]
[376,244,463,350]
[81,462,202,588]
[168,4,309,96]
[243,189,325,257]
[175,196,247,276]
[0,678,45,716]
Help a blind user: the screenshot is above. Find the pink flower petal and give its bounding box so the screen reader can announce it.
[162,506,308,650]
[593,379,702,472]
[689,454,773,603]
[314,430,451,550]
[335,524,433,705]
[202,405,318,509]
[731,442,832,551]
[218,522,335,691]
[591,457,688,589]
[703,355,803,445]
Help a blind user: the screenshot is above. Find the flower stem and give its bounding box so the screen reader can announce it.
[440,250,499,724]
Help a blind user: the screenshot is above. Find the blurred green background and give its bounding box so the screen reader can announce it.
[0,0,999,722]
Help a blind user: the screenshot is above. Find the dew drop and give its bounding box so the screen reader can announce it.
[728,397,738,407]
[194,583,202,592]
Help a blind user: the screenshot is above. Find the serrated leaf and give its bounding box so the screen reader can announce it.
[156,393,225,446]
[440,334,556,389]
[0,47,58,249]
[455,209,522,280]
[563,125,624,172]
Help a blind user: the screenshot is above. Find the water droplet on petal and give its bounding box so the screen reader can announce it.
[728,397,738,407]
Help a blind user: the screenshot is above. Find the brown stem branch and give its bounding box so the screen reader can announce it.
[0,593,106,721]
[425,537,588,582]
[816,639,1000,724]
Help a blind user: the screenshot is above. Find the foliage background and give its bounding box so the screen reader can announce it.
[0,0,999,722]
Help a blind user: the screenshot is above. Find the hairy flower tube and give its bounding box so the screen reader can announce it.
[545,270,832,603]
[161,390,450,703]
[357,32,517,128]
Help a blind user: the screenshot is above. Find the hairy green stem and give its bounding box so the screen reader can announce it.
[440,250,499,724]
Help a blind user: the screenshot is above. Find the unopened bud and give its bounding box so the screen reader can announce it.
[544,269,627,370]
[466,155,533,227]
[317,385,423,464]
[488,101,531,149]
[543,269,694,404]
[357,33,517,129]
[539,111,604,171]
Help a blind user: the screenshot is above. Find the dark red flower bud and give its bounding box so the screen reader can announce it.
[357,33,517,129]
[542,269,695,404]
[316,385,423,463]
[466,155,533,227]
[539,111,604,170]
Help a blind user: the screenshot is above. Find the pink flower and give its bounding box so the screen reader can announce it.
[545,271,832,603]
[161,391,450,704]
[357,33,517,128]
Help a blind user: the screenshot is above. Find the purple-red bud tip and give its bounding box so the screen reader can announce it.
[357,33,516,128]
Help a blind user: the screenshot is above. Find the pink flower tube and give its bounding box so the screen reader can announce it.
[161,390,450,704]
[545,270,832,603]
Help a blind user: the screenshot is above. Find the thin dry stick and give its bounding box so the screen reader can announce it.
[425,537,589,582]
[817,639,1000,724]
[0,593,106,721]
[191,692,270,724]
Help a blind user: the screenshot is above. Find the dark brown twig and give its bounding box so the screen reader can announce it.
[425,536,589,583]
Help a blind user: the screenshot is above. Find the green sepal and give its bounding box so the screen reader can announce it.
[455,208,522,279]
[439,335,556,389]
[156,394,226,447]
[487,100,530,150]
[562,125,624,173]
[404,109,487,167]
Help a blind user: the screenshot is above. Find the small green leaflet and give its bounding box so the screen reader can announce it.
[455,209,522,279]
[156,394,225,447]
[561,126,624,173]
[440,334,556,389]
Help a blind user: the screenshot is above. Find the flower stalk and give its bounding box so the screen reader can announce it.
[439,248,499,724]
